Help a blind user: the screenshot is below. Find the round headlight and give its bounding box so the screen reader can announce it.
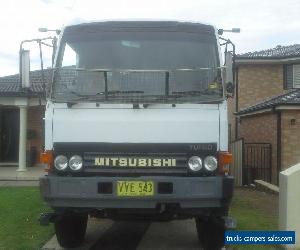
[204,156,218,171]
[54,155,68,171]
[188,156,202,171]
[69,155,83,171]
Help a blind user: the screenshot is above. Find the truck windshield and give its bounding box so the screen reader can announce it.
[53,24,223,103]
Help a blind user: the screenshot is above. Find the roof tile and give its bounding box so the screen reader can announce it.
[237,44,300,59]
[238,89,300,115]
[0,69,51,97]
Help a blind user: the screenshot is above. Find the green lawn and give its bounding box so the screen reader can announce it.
[229,188,282,250]
[0,187,284,250]
[231,189,278,230]
[0,187,54,250]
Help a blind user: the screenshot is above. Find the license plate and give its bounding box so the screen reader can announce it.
[117,181,154,197]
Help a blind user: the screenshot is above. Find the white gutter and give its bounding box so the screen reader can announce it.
[275,105,300,110]
[236,57,300,65]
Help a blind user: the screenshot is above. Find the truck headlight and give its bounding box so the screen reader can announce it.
[204,156,218,171]
[54,155,68,171]
[69,155,83,171]
[188,156,202,171]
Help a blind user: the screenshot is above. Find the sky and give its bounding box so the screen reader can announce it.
[0,0,299,76]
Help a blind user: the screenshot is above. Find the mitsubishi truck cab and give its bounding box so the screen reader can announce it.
[38,20,235,250]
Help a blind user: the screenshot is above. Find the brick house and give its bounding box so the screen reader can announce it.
[0,70,49,171]
[229,44,300,184]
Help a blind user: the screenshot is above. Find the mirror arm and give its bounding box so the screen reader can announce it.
[219,35,237,98]
[40,41,54,48]
[220,37,236,96]
[19,36,56,96]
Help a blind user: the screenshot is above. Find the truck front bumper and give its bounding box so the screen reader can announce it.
[40,175,234,209]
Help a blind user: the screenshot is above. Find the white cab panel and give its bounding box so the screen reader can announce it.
[218,101,228,151]
[46,103,226,149]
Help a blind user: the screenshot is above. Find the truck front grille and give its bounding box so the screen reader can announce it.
[83,152,188,175]
[53,142,218,176]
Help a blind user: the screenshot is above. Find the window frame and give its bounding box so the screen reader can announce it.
[284,63,300,89]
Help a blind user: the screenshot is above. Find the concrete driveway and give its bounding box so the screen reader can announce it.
[43,218,202,250]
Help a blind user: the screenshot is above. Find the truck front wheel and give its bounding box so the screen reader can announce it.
[54,213,88,248]
[195,216,225,250]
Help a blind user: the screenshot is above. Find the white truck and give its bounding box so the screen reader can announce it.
[29,20,236,250]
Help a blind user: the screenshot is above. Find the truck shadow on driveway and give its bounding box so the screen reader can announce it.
[90,221,150,250]
[43,219,202,250]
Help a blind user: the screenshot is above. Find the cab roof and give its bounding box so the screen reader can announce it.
[63,20,216,36]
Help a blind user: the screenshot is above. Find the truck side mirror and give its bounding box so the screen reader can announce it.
[224,51,234,97]
[19,49,30,88]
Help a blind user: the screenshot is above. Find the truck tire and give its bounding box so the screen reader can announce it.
[55,214,88,248]
[195,216,225,250]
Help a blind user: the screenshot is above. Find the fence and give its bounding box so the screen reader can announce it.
[230,139,243,186]
[230,140,272,185]
[243,143,272,185]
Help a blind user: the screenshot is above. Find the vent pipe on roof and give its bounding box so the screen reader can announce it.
[19,49,31,89]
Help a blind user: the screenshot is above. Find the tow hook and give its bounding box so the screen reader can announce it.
[39,212,57,226]
[223,216,237,229]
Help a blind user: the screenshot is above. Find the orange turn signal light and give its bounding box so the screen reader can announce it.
[40,151,54,172]
[219,151,233,165]
[218,151,233,174]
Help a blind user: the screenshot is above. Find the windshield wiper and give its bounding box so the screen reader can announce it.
[86,90,144,98]
[196,98,224,104]
[155,94,224,103]
[167,90,224,104]
[65,90,145,102]
[172,90,207,96]
[107,90,144,95]
[69,91,87,97]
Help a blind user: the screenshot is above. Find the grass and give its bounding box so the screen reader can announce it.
[229,188,282,250]
[0,186,285,250]
[231,189,278,230]
[0,187,54,250]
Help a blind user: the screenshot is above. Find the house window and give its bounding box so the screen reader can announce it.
[284,64,300,89]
